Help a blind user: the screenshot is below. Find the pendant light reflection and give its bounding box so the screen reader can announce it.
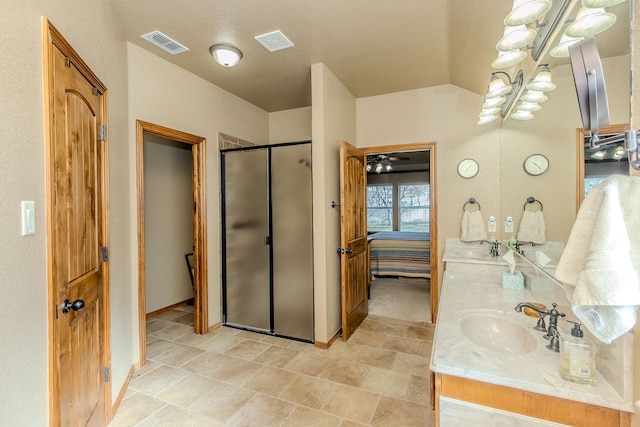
[477,115,499,125]
[520,90,548,103]
[483,96,507,109]
[581,0,626,9]
[518,101,542,112]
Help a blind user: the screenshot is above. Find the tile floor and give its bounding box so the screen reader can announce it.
[109,304,436,426]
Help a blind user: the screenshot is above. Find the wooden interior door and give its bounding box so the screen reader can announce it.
[339,140,368,341]
[44,20,109,426]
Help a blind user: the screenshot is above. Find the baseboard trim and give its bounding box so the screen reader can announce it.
[111,364,135,418]
[315,328,341,349]
[208,322,221,333]
[146,299,193,317]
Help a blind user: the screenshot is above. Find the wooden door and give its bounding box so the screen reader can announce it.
[44,20,109,426]
[340,141,368,341]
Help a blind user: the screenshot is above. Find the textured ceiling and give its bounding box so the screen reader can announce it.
[111,0,629,113]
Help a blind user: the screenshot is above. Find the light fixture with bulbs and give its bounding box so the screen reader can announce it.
[478,71,523,125]
[366,158,393,174]
[209,44,243,67]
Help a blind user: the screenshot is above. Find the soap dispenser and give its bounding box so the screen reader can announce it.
[559,320,596,386]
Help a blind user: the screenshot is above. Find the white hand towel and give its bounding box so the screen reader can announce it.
[517,210,546,244]
[555,175,640,343]
[461,210,486,242]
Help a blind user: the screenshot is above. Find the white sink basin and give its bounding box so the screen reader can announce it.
[461,314,537,355]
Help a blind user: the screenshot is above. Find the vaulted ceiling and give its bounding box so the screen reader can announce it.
[111,0,629,112]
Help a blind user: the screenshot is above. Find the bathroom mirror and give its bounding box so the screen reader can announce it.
[499,1,630,253]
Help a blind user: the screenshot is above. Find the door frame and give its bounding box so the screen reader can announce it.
[362,142,439,323]
[575,123,628,213]
[136,120,208,366]
[43,18,112,425]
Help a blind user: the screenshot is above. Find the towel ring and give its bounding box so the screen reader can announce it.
[523,196,543,211]
[463,197,481,212]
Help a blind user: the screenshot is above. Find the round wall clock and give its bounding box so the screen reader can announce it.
[523,154,549,176]
[457,158,479,179]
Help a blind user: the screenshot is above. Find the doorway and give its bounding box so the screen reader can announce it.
[136,120,208,366]
[363,142,438,323]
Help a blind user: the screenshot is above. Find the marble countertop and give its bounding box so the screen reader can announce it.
[430,268,633,412]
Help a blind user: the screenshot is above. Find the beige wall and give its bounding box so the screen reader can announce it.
[0,2,130,425]
[127,42,269,360]
[144,136,194,312]
[311,63,356,343]
[631,3,639,425]
[356,85,502,292]
[269,106,312,144]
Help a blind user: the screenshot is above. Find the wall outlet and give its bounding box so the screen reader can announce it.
[505,216,514,233]
[488,216,496,233]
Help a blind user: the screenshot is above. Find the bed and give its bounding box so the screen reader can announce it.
[368,231,430,279]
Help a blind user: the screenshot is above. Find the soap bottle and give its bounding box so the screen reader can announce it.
[559,320,596,386]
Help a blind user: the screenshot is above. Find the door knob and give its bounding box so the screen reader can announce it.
[345,248,354,254]
[61,298,85,314]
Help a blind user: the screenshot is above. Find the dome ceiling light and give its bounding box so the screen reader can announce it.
[209,44,243,67]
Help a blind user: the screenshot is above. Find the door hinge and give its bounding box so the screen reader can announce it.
[65,56,71,67]
[92,87,99,96]
[101,246,109,262]
[104,366,110,383]
[55,304,59,319]
[97,124,106,141]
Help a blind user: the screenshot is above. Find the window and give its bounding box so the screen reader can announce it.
[367,184,393,231]
[399,184,429,231]
[366,182,430,232]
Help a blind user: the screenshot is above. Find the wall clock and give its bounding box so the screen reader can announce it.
[523,154,549,176]
[457,158,479,179]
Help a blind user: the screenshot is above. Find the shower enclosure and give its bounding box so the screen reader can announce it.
[221,141,314,342]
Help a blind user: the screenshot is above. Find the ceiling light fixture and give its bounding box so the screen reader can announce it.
[565,7,616,38]
[209,44,243,67]
[525,64,557,92]
[504,0,552,26]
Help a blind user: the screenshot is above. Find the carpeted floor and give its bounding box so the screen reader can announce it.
[368,277,431,323]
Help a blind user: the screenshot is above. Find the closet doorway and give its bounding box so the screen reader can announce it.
[363,142,438,323]
[136,120,208,366]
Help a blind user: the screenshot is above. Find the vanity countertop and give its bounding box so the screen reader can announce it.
[430,270,633,412]
[442,239,565,268]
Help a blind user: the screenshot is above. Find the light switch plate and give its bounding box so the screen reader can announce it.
[21,201,35,236]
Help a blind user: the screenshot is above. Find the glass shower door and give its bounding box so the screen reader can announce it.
[222,149,271,332]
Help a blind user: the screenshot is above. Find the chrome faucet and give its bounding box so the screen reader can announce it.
[514,302,565,352]
[481,240,500,257]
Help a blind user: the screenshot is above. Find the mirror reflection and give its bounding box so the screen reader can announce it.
[499,0,630,260]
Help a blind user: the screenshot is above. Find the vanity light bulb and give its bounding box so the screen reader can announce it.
[483,96,507,109]
[550,34,583,58]
[477,115,499,125]
[511,110,535,120]
[480,107,501,117]
[581,0,625,7]
[518,101,541,112]
[526,69,556,92]
[520,90,548,103]
[366,163,372,172]
[565,7,616,38]
[504,0,552,26]
[496,25,537,52]
[492,49,527,69]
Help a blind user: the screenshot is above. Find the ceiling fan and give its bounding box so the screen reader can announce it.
[366,154,410,173]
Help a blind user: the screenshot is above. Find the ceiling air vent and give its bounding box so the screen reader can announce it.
[254,30,294,53]
[141,31,189,55]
